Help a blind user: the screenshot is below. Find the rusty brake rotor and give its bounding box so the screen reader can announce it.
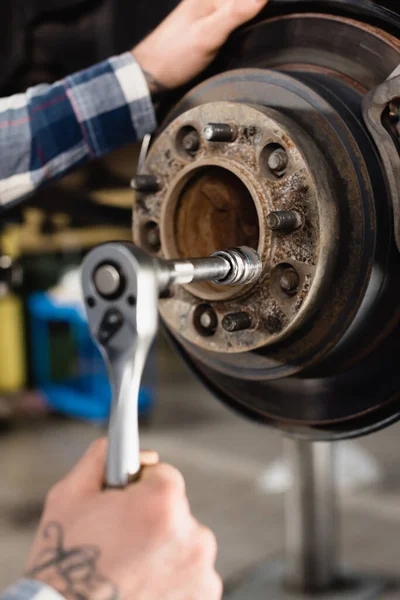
[133,5,400,440]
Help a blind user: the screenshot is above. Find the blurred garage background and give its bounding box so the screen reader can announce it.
[0,2,399,597]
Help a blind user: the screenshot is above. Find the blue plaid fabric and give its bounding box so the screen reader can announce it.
[0,52,156,207]
[0,580,65,600]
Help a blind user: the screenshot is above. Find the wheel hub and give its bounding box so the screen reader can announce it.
[135,101,337,353]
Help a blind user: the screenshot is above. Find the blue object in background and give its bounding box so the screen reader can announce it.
[28,292,155,423]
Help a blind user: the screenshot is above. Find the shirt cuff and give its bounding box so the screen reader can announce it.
[64,51,157,158]
[109,52,158,140]
[0,579,66,600]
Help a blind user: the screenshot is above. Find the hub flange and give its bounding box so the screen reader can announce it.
[134,102,337,353]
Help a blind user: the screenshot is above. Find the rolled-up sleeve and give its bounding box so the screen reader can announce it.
[0,579,66,600]
[0,52,156,208]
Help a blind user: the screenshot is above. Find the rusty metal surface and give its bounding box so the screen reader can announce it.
[134,102,338,353]
[216,13,400,90]
[136,9,400,437]
[236,12,400,256]
[155,68,377,380]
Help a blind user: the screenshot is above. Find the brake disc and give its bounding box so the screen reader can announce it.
[134,2,400,440]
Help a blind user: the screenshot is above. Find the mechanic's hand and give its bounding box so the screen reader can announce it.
[25,439,222,600]
[133,0,269,90]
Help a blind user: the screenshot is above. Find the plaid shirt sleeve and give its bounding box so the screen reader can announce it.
[0,52,156,208]
[0,579,66,600]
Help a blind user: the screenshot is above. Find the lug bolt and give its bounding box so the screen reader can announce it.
[222,312,252,333]
[203,123,237,143]
[280,268,300,295]
[268,148,288,175]
[267,210,302,232]
[131,174,160,193]
[200,312,213,328]
[182,130,200,153]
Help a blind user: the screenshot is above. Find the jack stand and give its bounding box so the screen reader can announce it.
[224,439,388,599]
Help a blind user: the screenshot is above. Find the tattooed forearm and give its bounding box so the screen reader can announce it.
[26,522,118,600]
[142,70,169,108]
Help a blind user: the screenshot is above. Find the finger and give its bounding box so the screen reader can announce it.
[140,450,159,467]
[196,572,223,600]
[180,0,217,20]
[223,0,269,26]
[139,462,186,497]
[201,0,269,48]
[196,526,219,564]
[67,443,160,494]
[64,437,107,493]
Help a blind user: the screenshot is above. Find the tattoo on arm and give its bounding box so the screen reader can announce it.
[142,70,169,106]
[26,522,118,600]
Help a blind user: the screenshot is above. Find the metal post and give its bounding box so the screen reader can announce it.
[284,438,338,593]
[224,437,386,599]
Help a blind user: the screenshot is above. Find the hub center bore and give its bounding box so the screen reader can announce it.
[175,166,259,266]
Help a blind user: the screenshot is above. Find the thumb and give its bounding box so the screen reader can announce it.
[65,440,160,494]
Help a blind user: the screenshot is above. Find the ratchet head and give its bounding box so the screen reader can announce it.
[81,242,158,487]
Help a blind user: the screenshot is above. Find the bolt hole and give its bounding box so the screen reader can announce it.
[86,297,96,308]
[159,287,174,300]
[260,143,288,180]
[273,263,300,296]
[193,304,218,337]
[141,221,161,253]
[177,126,200,157]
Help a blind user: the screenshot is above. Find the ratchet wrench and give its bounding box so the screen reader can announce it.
[81,242,262,488]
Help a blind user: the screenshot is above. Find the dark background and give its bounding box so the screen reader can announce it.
[1,0,398,96]
[0,0,180,95]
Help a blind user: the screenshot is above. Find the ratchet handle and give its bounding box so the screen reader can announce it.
[81,242,159,488]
